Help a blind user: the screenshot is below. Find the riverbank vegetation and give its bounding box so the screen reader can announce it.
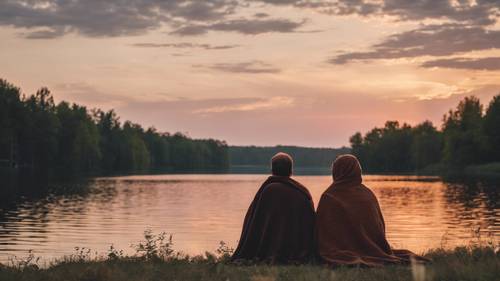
[0,231,498,281]
[0,79,229,182]
[229,145,350,172]
[350,94,500,177]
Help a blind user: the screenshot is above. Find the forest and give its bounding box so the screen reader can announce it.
[0,79,229,181]
[229,145,350,168]
[2,78,499,180]
[350,94,500,175]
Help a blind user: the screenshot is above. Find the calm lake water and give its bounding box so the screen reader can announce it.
[0,174,499,263]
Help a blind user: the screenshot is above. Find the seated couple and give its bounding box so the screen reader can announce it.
[231,153,428,266]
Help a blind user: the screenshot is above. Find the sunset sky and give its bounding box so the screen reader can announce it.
[1,0,499,147]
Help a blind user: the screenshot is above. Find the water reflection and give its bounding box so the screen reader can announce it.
[0,175,498,263]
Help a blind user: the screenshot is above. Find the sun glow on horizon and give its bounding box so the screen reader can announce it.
[0,0,498,146]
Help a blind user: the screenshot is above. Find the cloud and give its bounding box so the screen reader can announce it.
[167,0,238,21]
[258,0,500,26]
[0,0,240,38]
[421,57,500,70]
[0,0,304,39]
[53,82,128,108]
[378,0,499,26]
[114,84,500,147]
[131,42,239,50]
[254,12,270,18]
[170,18,307,36]
[21,27,67,39]
[194,96,295,113]
[329,24,500,64]
[193,60,281,73]
[1,1,158,38]
[1,0,499,39]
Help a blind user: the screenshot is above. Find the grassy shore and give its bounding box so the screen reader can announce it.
[1,243,498,281]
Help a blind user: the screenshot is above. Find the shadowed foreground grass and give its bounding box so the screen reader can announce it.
[0,231,498,281]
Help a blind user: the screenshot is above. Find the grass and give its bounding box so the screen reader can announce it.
[0,230,498,281]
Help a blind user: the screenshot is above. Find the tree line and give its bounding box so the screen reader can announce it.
[350,94,500,174]
[0,79,229,180]
[229,145,350,168]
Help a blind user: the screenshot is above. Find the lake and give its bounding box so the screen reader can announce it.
[0,174,499,264]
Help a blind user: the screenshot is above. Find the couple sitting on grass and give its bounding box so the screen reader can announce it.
[231,153,428,267]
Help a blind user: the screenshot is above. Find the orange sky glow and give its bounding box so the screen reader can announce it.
[1,0,499,147]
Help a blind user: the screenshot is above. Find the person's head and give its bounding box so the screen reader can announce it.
[332,154,362,185]
[271,152,293,177]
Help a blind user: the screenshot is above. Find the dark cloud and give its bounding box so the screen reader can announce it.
[321,2,500,68]
[1,1,158,38]
[193,61,281,73]
[258,0,500,26]
[170,18,307,36]
[132,42,239,50]
[380,0,499,25]
[0,0,305,39]
[421,57,500,70]
[167,1,238,21]
[2,0,498,39]
[329,24,500,64]
[0,0,239,38]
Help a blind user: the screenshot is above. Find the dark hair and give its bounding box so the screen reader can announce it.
[271,152,293,177]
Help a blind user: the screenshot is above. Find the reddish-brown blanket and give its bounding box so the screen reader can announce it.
[316,155,428,267]
[232,176,315,264]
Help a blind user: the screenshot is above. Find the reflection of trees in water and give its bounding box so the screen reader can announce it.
[443,180,498,211]
[86,180,119,204]
[112,179,162,209]
[0,172,50,207]
[0,180,118,253]
[372,178,499,247]
[442,179,499,240]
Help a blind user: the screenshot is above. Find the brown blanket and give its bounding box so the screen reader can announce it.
[232,176,315,264]
[316,155,428,267]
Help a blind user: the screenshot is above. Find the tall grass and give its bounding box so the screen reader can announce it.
[0,230,498,281]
